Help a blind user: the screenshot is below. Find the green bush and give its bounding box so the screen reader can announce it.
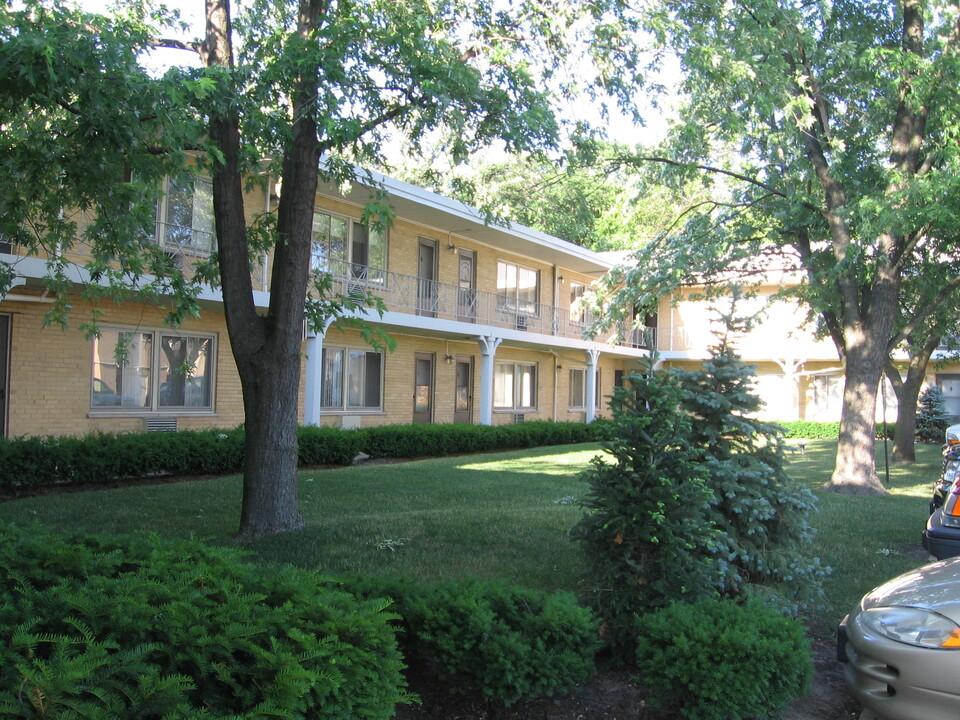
[916,386,952,443]
[678,342,824,602]
[572,367,722,652]
[635,599,812,720]
[777,421,841,439]
[0,421,600,490]
[0,524,408,719]
[357,421,599,459]
[344,576,599,706]
[777,421,896,440]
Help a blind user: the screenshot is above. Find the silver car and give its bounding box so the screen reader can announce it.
[839,557,960,720]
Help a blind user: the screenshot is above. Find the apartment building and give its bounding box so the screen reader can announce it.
[0,170,649,439]
[648,274,960,422]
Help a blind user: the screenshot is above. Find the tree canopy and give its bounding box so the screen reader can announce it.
[595,0,960,492]
[0,0,647,537]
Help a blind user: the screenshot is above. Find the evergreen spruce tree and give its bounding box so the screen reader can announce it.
[572,360,722,649]
[677,313,823,602]
[916,386,951,443]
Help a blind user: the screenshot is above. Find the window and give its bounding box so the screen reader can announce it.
[320,346,383,410]
[494,362,537,410]
[569,282,586,324]
[497,261,539,315]
[156,176,215,253]
[91,329,214,411]
[569,367,601,410]
[311,210,386,283]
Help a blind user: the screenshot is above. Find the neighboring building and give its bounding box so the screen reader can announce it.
[0,169,648,439]
[646,270,960,422]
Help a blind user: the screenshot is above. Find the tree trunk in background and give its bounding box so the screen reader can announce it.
[888,337,939,463]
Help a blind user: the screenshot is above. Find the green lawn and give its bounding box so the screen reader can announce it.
[0,438,943,641]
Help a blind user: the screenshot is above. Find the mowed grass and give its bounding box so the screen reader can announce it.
[0,444,602,592]
[0,437,944,641]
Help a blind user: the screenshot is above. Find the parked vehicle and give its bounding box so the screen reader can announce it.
[838,557,960,720]
[922,424,960,560]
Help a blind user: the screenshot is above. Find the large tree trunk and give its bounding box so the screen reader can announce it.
[237,347,305,536]
[826,348,889,494]
[204,0,321,538]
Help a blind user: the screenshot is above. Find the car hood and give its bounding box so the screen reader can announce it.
[862,557,960,621]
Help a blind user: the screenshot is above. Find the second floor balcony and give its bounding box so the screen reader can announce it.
[326,262,656,350]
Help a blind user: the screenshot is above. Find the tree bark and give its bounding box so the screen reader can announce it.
[887,336,940,463]
[203,0,323,538]
[824,345,889,494]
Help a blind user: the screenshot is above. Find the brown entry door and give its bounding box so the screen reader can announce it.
[454,356,473,424]
[413,353,434,423]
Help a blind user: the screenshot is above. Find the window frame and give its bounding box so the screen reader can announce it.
[155,175,216,255]
[90,327,217,415]
[568,366,601,410]
[311,209,387,283]
[493,361,538,411]
[569,282,587,324]
[496,260,540,316]
[320,344,384,412]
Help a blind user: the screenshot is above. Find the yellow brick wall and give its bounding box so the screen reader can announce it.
[310,325,623,428]
[2,299,245,438]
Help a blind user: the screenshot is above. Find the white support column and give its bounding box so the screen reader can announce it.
[585,348,601,423]
[303,318,334,427]
[478,335,503,426]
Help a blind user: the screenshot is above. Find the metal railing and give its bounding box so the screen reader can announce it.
[325,262,656,348]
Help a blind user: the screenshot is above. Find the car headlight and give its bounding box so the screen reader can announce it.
[860,606,960,649]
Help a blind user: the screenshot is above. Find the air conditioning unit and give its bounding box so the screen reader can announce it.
[513,413,525,424]
[341,415,362,430]
[515,315,528,330]
[144,417,178,432]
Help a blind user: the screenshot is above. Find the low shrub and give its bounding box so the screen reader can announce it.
[345,576,600,706]
[777,421,840,439]
[634,598,812,720]
[0,421,600,490]
[778,421,894,440]
[0,524,408,719]
[357,421,599,459]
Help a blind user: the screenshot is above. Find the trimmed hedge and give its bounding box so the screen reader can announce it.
[0,524,408,719]
[778,420,894,440]
[0,421,600,490]
[343,575,600,706]
[635,598,812,720]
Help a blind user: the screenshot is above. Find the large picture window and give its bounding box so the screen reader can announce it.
[311,210,387,283]
[156,176,215,253]
[91,329,214,411]
[497,261,539,315]
[494,362,537,410]
[321,346,383,410]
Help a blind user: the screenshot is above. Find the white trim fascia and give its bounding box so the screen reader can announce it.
[3,254,274,310]
[339,307,648,360]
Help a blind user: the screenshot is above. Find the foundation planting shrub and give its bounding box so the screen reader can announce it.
[344,576,600,706]
[0,421,599,490]
[0,524,408,719]
[635,598,812,720]
[357,420,599,459]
